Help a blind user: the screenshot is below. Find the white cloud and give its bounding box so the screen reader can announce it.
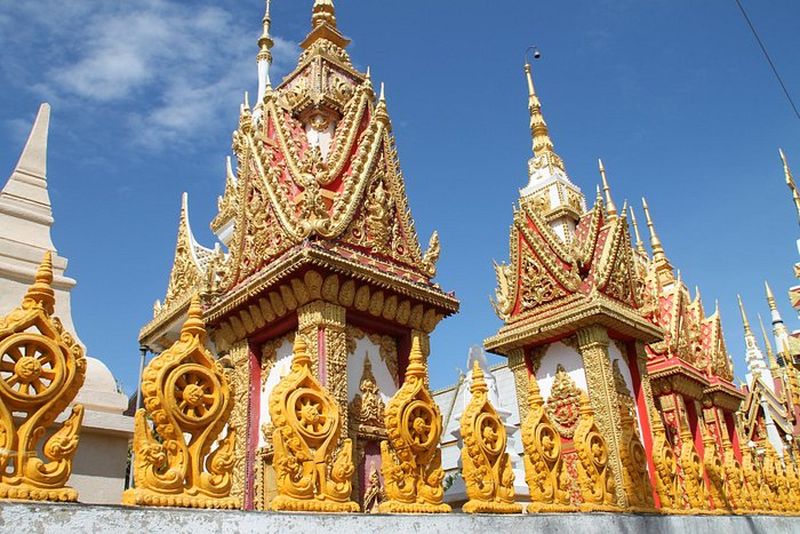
[0,0,300,149]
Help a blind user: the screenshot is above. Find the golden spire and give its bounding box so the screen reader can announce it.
[642,197,670,270]
[780,148,800,223]
[524,62,563,171]
[629,206,645,253]
[470,360,488,395]
[737,294,753,337]
[758,313,780,370]
[312,0,337,28]
[598,159,617,219]
[257,0,274,64]
[291,333,312,369]
[24,250,55,314]
[765,280,778,313]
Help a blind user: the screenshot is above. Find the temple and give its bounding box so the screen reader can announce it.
[5,0,800,522]
[138,0,457,511]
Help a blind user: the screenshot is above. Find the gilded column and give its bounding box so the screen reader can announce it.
[507,348,530,424]
[576,325,627,508]
[226,339,251,505]
[297,301,349,439]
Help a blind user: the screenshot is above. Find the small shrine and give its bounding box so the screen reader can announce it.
[137,0,458,511]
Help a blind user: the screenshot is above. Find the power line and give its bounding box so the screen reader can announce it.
[734,0,800,121]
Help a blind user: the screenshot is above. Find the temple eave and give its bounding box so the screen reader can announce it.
[484,296,662,355]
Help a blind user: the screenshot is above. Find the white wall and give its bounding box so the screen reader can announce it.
[537,341,587,398]
[257,337,294,448]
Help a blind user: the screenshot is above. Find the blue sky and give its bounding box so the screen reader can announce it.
[1,1,799,394]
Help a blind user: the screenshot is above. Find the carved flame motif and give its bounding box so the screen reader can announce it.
[611,360,655,511]
[678,429,708,512]
[379,336,449,513]
[702,433,729,512]
[719,436,745,513]
[520,374,574,512]
[123,295,237,509]
[741,448,767,512]
[574,393,619,512]
[651,421,678,510]
[0,252,86,502]
[460,361,521,514]
[269,335,359,512]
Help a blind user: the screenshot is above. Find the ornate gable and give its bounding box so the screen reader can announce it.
[216,36,436,292]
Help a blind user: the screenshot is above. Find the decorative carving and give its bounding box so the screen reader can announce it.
[268,336,358,512]
[362,464,386,513]
[545,365,582,439]
[612,360,655,511]
[678,429,707,512]
[227,340,250,504]
[651,420,679,510]
[379,337,449,513]
[521,375,574,512]
[0,252,86,502]
[349,356,386,438]
[460,361,522,514]
[124,295,237,509]
[520,256,563,310]
[702,432,728,513]
[574,393,619,511]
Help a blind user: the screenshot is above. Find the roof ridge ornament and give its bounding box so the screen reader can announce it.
[780,148,800,224]
[598,158,617,220]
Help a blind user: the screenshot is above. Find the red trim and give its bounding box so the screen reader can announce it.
[724,411,743,461]
[243,343,261,510]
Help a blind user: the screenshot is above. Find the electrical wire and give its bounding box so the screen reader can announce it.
[734,0,800,121]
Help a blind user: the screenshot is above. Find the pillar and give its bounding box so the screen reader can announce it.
[227,339,251,508]
[297,301,349,440]
[507,348,530,424]
[576,325,627,508]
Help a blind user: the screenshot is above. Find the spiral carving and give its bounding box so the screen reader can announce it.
[123,295,238,509]
[0,252,86,502]
[379,335,449,513]
[460,361,521,514]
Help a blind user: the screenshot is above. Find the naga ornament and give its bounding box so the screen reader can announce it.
[650,421,678,511]
[460,361,521,514]
[123,295,237,509]
[379,336,449,513]
[520,374,573,512]
[678,429,708,513]
[573,393,619,512]
[269,336,359,512]
[0,252,86,501]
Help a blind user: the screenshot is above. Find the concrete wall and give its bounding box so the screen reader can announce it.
[1,502,798,534]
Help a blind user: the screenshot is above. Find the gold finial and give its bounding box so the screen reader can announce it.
[379,82,385,103]
[737,294,753,336]
[25,250,56,314]
[312,0,336,28]
[406,335,426,378]
[470,360,488,395]
[257,0,274,64]
[292,334,312,368]
[765,280,778,312]
[641,197,666,261]
[780,148,800,224]
[527,374,544,409]
[598,159,617,219]
[182,294,206,339]
[524,62,562,171]
[758,313,780,370]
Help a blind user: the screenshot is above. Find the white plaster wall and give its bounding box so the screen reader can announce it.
[256,338,294,448]
[346,335,397,403]
[537,342,587,399]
